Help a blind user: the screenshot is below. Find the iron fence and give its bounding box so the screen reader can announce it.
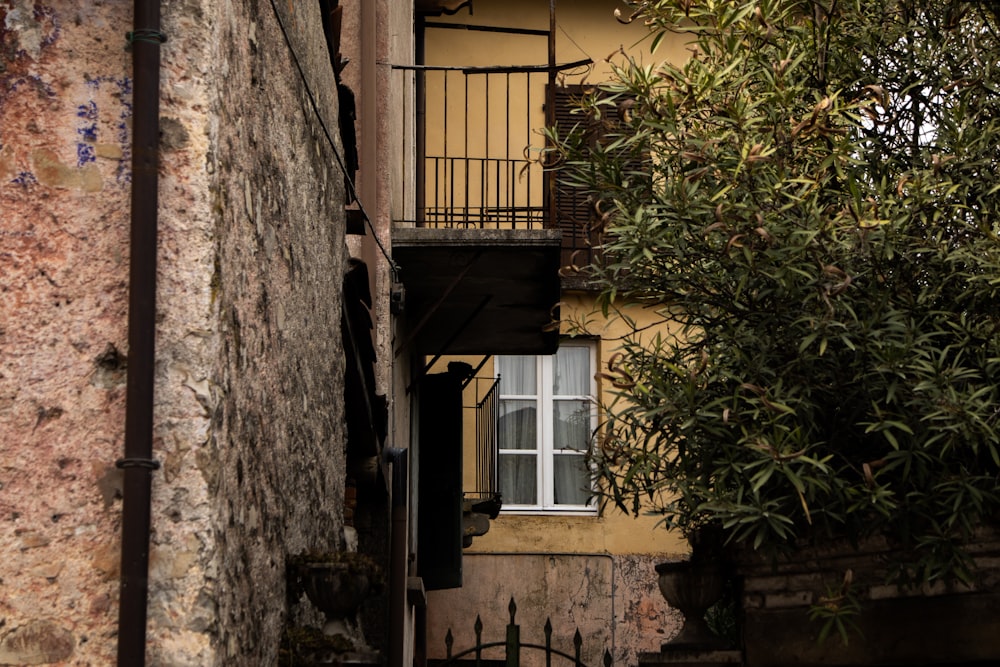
[437,598,613,667]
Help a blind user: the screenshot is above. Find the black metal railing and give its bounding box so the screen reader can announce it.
[390,57,605,281]
[423,156,545,229]
[437,597,613,667]
[391,61,590,229]
[393,64,558,229]
[471,376,501,505]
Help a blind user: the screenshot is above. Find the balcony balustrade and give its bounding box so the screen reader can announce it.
[391,61,598,273]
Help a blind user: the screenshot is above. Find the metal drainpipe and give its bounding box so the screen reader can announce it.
[357,2,407,661]
[359,0,380,307]
[544,0,556,227]
[117,0,164,665]
[387,448,409,667]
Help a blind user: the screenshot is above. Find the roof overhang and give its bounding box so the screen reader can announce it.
[392,227,561,356]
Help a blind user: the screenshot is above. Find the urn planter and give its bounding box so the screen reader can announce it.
[286,551,384,666]
[655,559,729,650]
[298,561,373,637]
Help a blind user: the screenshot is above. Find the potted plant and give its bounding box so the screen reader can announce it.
[552,0,1000,659]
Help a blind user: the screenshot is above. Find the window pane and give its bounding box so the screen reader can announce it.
[553,399,591,452]
[554,346,589,396]
[500,453,537,505]
[498,400,536,450]
[553,453,591,505]
[497,355,535,395]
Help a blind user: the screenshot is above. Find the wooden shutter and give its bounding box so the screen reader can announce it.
[551,85,601,275]
[416,369,464,590]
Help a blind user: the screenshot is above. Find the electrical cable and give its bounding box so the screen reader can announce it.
[266,0,401,279]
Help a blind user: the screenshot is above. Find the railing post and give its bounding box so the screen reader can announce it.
[544,0,557,230]
[506,597,520,667]
[475,376,501,501]
[415,14,426,224]
[544,618,553,667]
[475,615,484,667]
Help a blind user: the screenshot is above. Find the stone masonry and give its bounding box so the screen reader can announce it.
[1,1,350,664]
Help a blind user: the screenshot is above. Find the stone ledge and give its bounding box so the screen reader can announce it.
[638,648,742,667]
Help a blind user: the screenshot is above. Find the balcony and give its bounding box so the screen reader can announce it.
[463,375,502,546]
[391,54,593,357]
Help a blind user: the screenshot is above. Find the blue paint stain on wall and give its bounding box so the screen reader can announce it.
[76,99,99,165]
[114,77,133,183]
[76,100,98,122]
[72,77,132,178]
[6,75,57,98]
[34,5,61,49]
[12,172,38,187]
[76,143,95,166]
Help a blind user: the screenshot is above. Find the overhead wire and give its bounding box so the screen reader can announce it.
[266,0,400,279]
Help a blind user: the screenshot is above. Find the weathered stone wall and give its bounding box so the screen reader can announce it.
[207,0,348,664]
[736,533,1000,666]
[1,0,349,664]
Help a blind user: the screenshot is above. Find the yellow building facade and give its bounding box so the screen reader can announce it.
[419,3,690,665]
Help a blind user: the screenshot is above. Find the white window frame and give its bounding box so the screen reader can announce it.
[496,342,598,514]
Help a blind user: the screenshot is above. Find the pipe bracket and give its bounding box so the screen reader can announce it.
[125,30,168,49]
[116,457,161,471]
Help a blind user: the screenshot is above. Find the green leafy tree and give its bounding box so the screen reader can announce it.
[552,0,1000,584]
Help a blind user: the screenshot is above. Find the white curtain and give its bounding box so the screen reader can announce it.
[553,346,591,505]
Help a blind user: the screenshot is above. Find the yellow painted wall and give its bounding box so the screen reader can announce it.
[423,0,691,558]
[430,293,687,557]
[421,0,689,220]
[427,0,687,76]
[470,294,686,556]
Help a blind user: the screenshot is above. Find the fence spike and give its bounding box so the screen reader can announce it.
[446,608,612,667]
[545,618,553,667]
[476,614,484,667]
[506,599,521,667]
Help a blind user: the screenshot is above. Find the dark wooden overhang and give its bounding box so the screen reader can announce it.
[392,227,561,356]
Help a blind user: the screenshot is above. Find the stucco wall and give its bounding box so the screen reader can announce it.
[1,1,134,663]
[426,553,681,667]
[448,292,689,558]
[0,0,350,664]
[736,533,1000,666]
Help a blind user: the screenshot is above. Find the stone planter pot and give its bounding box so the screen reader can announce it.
[298,562,373,637]
[656,560,728,650]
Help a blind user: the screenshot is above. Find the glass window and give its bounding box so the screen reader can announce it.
[496,342,597,512]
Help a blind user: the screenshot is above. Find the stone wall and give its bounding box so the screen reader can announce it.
[208,0,349,663]
[0,0,349,664]
[736,532,1000,666]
